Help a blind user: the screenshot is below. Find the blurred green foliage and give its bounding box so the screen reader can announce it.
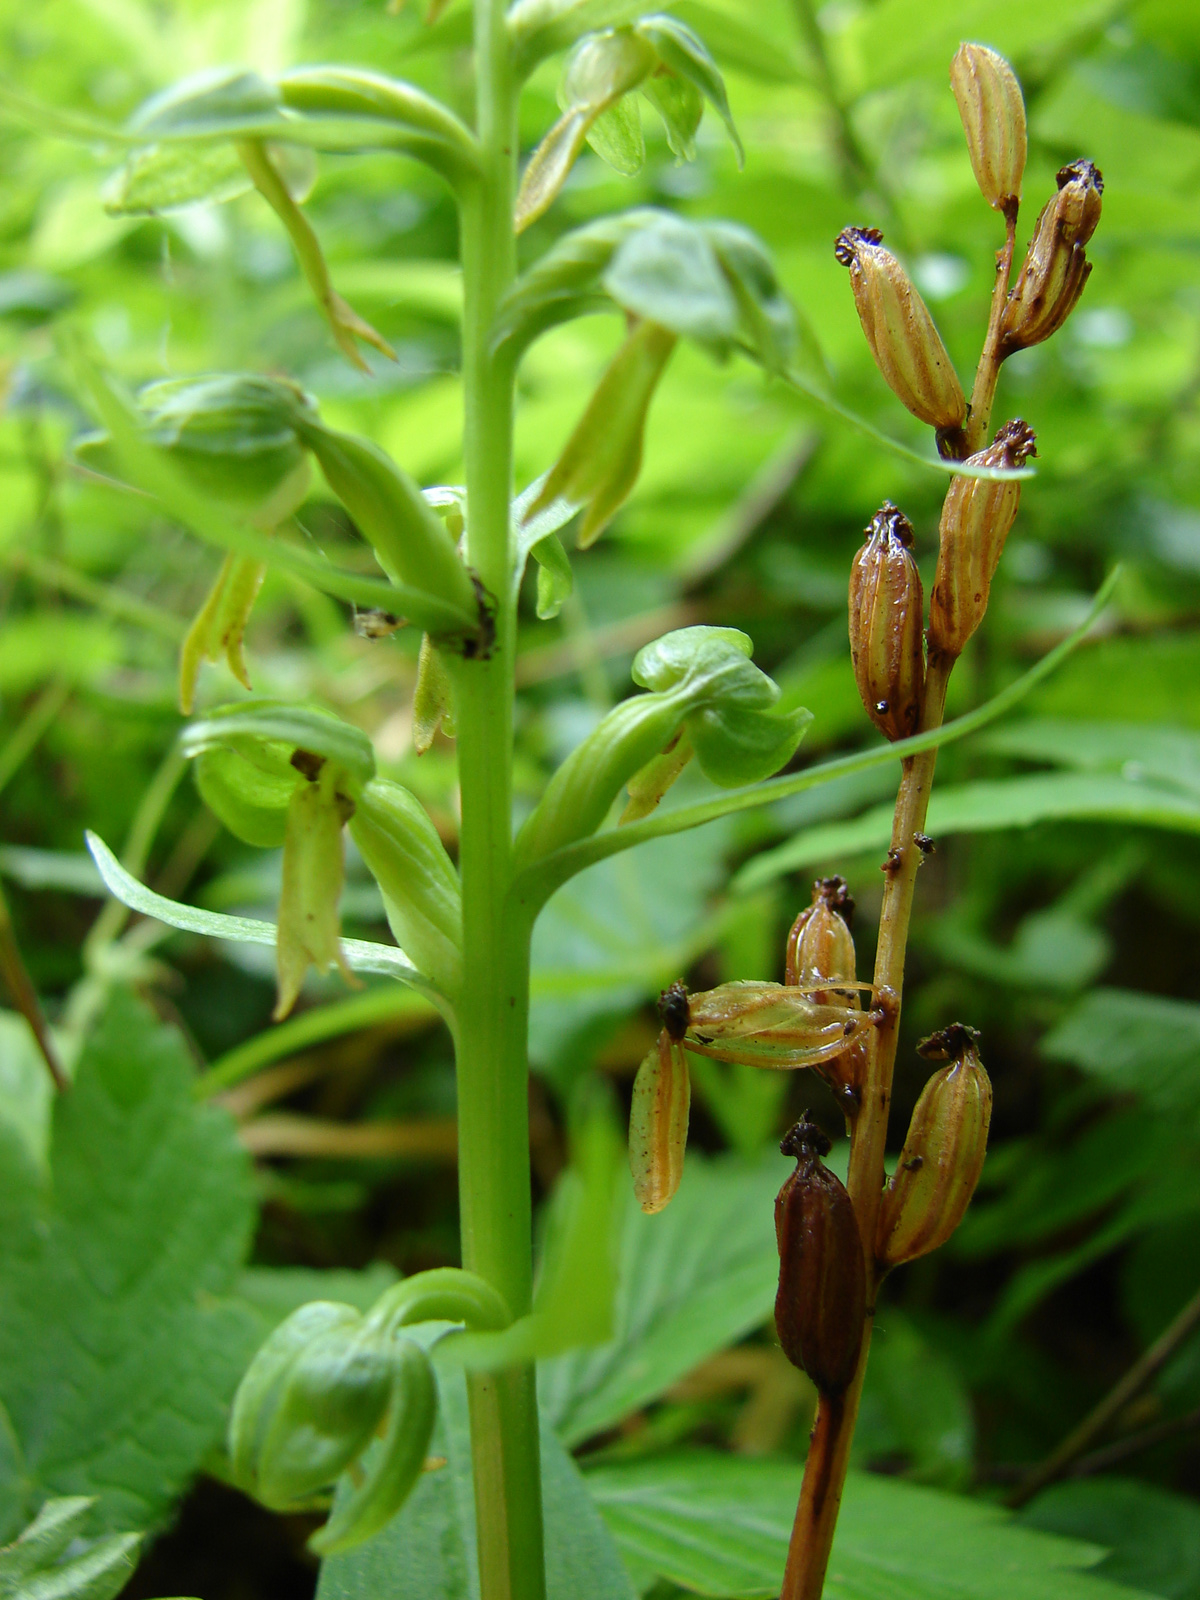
[0,0,1199,1595]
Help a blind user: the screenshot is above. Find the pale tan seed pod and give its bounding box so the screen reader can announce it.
[950,44,1026,217]
[848,503,926,742]
[928,419,1037,663]
[785,877,867,1113]
[1000,160,1103,353]
[835,227,967,446]
[875,1024,992,1269]
[629,1028,690,1214]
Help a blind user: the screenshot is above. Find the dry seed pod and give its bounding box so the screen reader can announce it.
[950,44,1026,216]
[848,503,926,742]
[928,419,1037,662]
[876,1024,992,1269]
[683,979,874,1070]
[785,877,867,1111]
[629,1029,690,1214]
[1000,160,1103,353]
[835,227,967,443]
[774,1118,866,1395]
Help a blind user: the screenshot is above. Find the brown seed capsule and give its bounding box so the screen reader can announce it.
[950,44,1026,217]
[629,1030,690,1214]
[835,227,967,441]
[683,980,875,1071]
[785,878,866,1112]
[774,1118,866,1395]
[875,1024,992,1269]
[1000,160,1103,353]
[927,419,1037,662]
[848,502,926,742]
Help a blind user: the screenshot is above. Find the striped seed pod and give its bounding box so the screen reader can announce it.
[835,226,967,446]
[950,44,1026,217]
[1001,160,1103,353]
[848,503,925,742]
[927,419,1037,663]
[629,1027,690,1214]
[785,877,867,1113]
[683,979,874,1071]
[876,1024,992,1269]
[774,1118,866,1395]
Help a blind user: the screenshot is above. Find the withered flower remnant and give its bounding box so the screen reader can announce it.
[1001,160,1103,353]
[875,1024,992,1269]
[848,503,926,743]
[927,419,1037,662]
[950,44,1026,216]
[835,227,967,446]
[774,1118,866,1395]
[683,978,875,1070]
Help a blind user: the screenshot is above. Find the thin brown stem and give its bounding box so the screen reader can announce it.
[1008,1281,1200,1508]
[0,880,67,1091]
[781,656,951,1600]
[963,211,1018,457]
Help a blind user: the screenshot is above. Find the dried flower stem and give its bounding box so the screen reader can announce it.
[782,210,1018,1596]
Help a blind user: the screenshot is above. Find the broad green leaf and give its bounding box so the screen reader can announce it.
[1022,1477,1200,1600]
[1042,989,1200,1118]
[539,1150,787,1446]
[0,1498,139,1600]
[0,1011,56,1168]
[983,720,1200,798]
[316,1368,637,1600]
[0,993,255,1537]
[854,1312,974,1487]
[585,1451,1157,1600]
[84,832,436,997]
[737,773,1200,891]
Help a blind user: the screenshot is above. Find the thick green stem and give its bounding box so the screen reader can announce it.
[453,4,547,1597]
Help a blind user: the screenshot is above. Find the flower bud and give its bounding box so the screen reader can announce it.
[835,227,967,440]
[876,1024,992,1269]
[785,877,867,1113]
[848,502,926,742]
[928,419,1037,662]
[629,1028,690,1214]
[1000,160,1103,353]
[774,1118,866,1395]
[950,44,1026,216]
[684,979,874,1071]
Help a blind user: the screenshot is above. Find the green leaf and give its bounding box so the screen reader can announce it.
[983,720,1200,799]
[128,68,285,140]
[585,1451,1158,1599]
[737,772,1200,892]
[854,1312,973,1486]
[316,1368,637,1600]
[84,832,437,997]
[634,14,743,164]
[0,993,255,1536]
[1042,989,1200,1118]
[1022,1477,1200,1600]
[0,1498,139,1600]
[539,1150,786,1446]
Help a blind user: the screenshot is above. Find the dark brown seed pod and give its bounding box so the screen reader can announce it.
[875,1025,992,1269]
[785,878,866,1113]
[774,1118,866,1395]
[835,226,967,438]
[848,503,925,742]
[658,979,690,1042]
[1000,160,1103,353]
[927,419,1037,663]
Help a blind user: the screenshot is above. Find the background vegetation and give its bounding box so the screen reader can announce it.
[1,0,1199,1596]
